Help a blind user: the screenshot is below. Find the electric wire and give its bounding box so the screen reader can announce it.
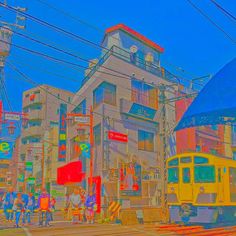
[186,0,236,44]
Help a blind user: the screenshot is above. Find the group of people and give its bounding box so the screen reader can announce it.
[65,187,96,224]
[1,187,56,228]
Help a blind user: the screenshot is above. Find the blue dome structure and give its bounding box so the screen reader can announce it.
[175,58,236,131]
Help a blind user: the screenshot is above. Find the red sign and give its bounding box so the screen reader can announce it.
[108,131,128,142]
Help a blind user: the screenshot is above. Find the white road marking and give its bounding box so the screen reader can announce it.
[23,227,32,236]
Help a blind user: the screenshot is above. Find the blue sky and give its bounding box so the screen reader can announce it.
[0,0,235,113]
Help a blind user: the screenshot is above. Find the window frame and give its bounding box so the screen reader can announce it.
[138,129,154,152]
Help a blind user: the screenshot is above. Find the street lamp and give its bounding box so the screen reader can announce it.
[7,122,16,135]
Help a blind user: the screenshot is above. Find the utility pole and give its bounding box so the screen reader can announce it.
[159,84,168,223]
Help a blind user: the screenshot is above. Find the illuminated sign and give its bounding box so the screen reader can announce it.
[0,141,13,159]
[58,104,67,162]
[129,103,156,120]
[108,131,128,142]
[18,173,24,182]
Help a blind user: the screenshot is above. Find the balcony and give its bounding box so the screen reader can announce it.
[82,45,178,86]
[22,126,43,139]
[27,110,43,120]
[23,95,45,108]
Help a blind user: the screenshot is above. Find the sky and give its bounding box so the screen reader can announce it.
[0,0,235,114]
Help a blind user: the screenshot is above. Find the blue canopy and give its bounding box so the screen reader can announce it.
[175,58,236,131]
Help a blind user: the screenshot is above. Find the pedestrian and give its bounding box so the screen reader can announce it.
[85,190,96,224]
[25,192,35,225]
[49,196,56,221]
[38,188,51,227]
[79,188,86,223]
[21,192,29,226]
[69,188,82,224]
[5,187,16,222]
[13,192,24,228]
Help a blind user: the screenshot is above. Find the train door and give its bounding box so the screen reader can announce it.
[217,167,224,202]
[179,165,193,201]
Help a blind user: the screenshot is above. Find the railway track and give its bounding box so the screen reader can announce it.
[155,224,236,235]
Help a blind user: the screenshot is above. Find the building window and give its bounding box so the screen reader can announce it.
[138,130,154,152]
[233,152,236,160]
[94,124,101,145]
[29,120,41,127]
[25,94,29,98]
[131,79,158,109]
[34,90,40,94]
[73,99,86,115]
[93,82,116,108]
[68,97,71,103]
[50,121,58,127]
[211,125,218,131]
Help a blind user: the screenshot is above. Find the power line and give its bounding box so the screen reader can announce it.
[35,0,201,81]
[1,2,203,87]
[210,0,236,23]
[186,0,236,44]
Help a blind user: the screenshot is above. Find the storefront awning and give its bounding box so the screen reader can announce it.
[57,161,85,185]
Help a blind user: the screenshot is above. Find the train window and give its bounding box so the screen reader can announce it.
[183,168,191,183]
[168,168,179,183]
[194,166,215,183]
[180,157,192,163]
[168,158,179,166]
[194,156,209,164]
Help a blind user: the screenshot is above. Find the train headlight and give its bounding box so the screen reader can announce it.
[200,186,205,193]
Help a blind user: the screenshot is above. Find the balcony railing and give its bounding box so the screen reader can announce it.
[82,45,178,86]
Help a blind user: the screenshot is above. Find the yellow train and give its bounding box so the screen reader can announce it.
[167,152,236,224]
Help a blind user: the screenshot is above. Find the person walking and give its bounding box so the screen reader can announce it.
[5,187,16,222]
[49,197,56,221]
[25,192,35,225]
[85,190,96,224]
[13,193,24,228]
[69,188,82,224]
[38,188,50,227]
[21,192,29,226]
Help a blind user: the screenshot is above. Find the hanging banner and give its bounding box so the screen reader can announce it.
[74,142,91,159]
[58,104,67,162]
[119,162,141,196]
[0,141,14,159]
[25,161,33,172]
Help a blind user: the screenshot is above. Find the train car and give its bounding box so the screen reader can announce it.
[167,152,236,224]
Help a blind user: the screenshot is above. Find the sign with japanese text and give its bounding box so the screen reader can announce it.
[74,142,91,159]
[74,116,90,123]
[4,113,21,121]
[0,141,14,159]
[108,131,128,142]
[27,177,35,184]
[129,103,156,120]
[58,104,67,162]
[25,161,33,172]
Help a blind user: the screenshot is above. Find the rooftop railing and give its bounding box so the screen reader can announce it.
[81,45,179,86]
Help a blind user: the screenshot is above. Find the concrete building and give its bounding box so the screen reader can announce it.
[20,84,73,192]
[175,93,233,158]
[67,24,177,210]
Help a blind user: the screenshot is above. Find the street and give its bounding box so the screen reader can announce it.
[0,223,175,236]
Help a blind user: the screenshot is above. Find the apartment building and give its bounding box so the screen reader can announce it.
[67,24,177,209]
[21,84,73,191]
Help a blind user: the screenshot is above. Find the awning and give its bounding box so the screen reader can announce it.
[175,58,236,130]
[57,161,85,185]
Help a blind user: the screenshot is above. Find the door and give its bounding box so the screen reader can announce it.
[179,166,193,201]
[217,167,224,202]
